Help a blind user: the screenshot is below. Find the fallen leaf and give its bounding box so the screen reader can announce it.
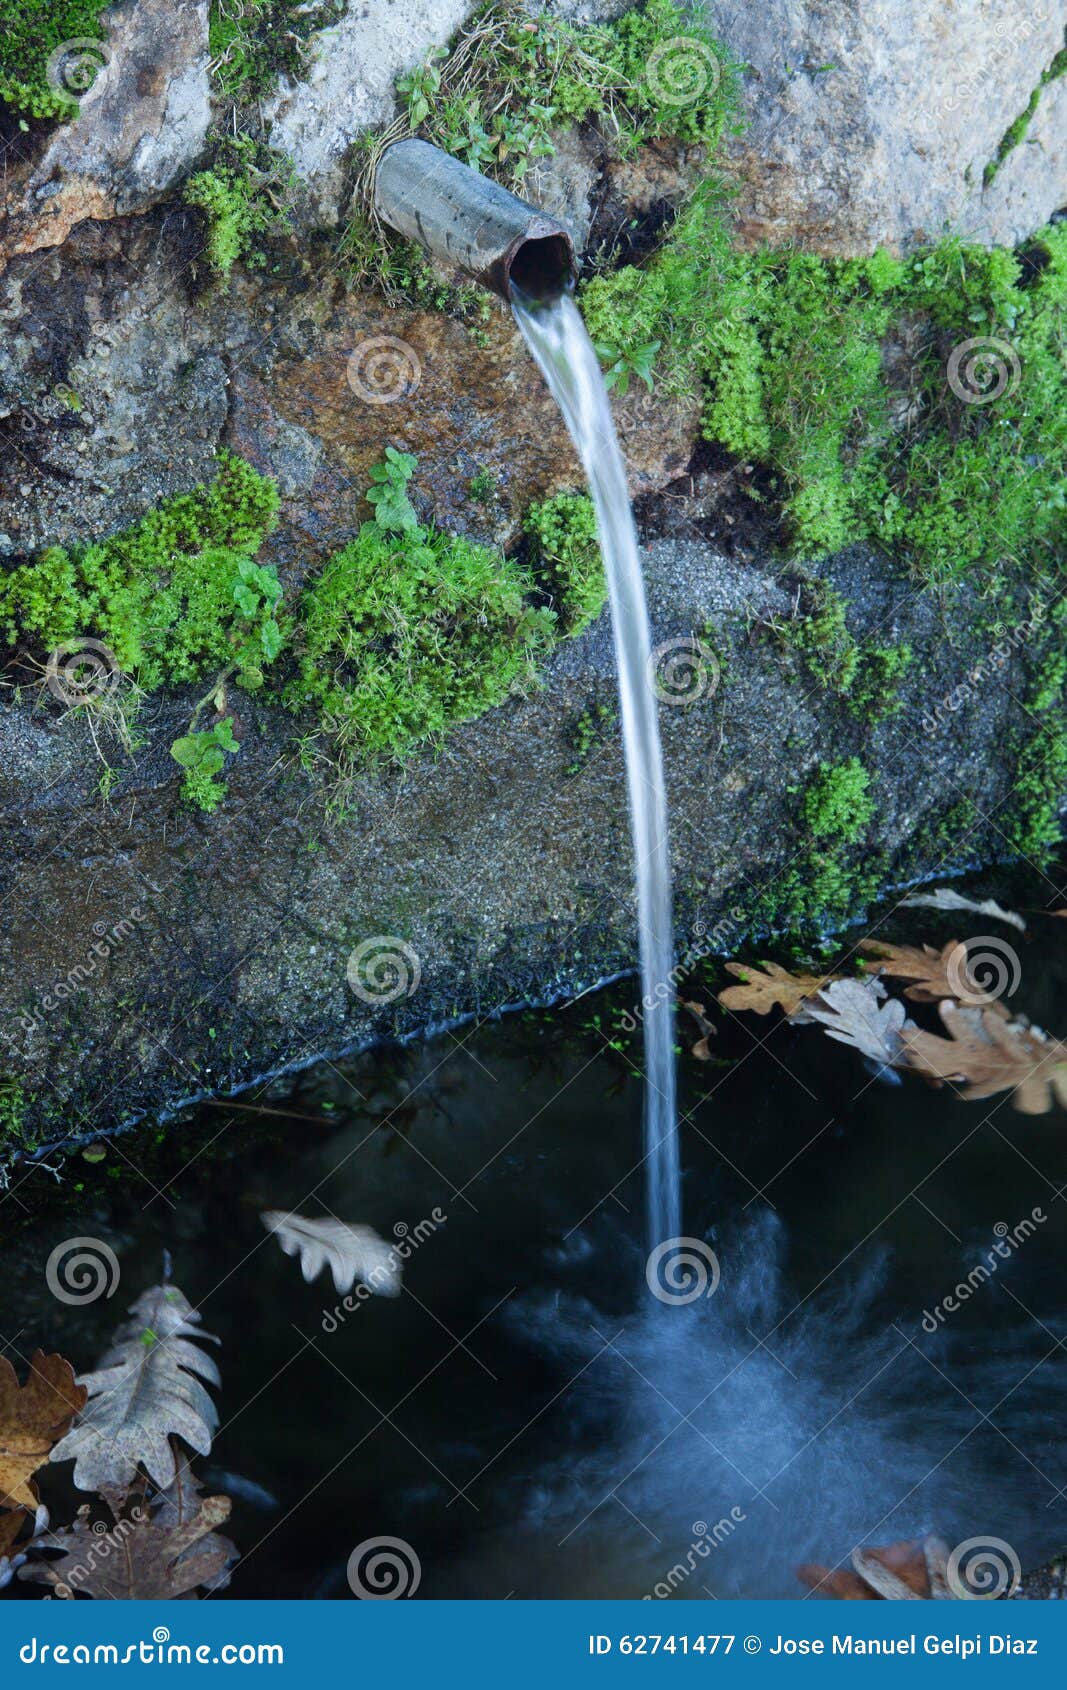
[792,978,911,1070]
[718,961,840,1017]
[261,1211,401,1297]
[50,1285,220,1494]
[901,1003,1067,1114]
[21,1493,236,1600]
[799,1535,951,1600]
[900,889,1026,932]
[0,1353,86,1513]
[680,999,716,1060]
[859,938,977,1004]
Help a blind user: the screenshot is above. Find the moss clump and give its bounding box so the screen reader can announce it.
[802,758,874,845]
[184,137,295,278]
[0,0,110,121]
[1003,723,1067,859]
[847,643,913,722]
[0,453,283,692]
[208,0,346,103]
[285,449,555,767]
[0,1077,28,1150]
[524,493,605,635]
[984,32,1067,186]
[583,205,1067,583]
[773,581,859,693]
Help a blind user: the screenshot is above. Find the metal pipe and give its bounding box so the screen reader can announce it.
[373,138,576,301]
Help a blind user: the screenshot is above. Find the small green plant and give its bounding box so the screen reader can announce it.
[772,581,859,694]
[847,643,913,722]
[468,467,496,503]
[565,700,617,775]
[594,339,661,395]
[170,717,241,813]
[0,1077,26,1149]
[184,137,295,277]
[524,493,605,635]
[286,452,555,768]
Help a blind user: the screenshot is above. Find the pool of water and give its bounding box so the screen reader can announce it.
[2,866,1066,1600]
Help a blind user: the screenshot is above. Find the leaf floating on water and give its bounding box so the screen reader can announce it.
[799,1534,952,1600]
[902,1002,1067,1114]
[859,938,981,1004]
[791,978,911,1070]
[718,961,840,1017]
[50,1286,220,1494]
[899,888,1026,932]
[21,1493,236,1600]
[0,1352,86,1513]
[261,1211,401,1297]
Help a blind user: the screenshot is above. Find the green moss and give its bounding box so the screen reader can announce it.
[0,1077,27,1150]
[524,493,606,635]
[801,757,874,844]
[772,581,859,693]
[1003,722,1067,858]
[285,449,555,768]
[0,0,110,121]
[208,0,346,103]
[0,452,283,692]
[584,205,1067,583]
[184,137,295,278]
[847,642,913,722]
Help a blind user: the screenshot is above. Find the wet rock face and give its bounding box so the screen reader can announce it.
[704,0,1067,253]
[0,212,696,563]
[0,534,1035,1157]
[0,0,210,268]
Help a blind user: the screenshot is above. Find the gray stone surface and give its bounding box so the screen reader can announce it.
[703,0,1067,253]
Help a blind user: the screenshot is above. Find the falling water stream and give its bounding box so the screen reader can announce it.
[513,289,679,1251]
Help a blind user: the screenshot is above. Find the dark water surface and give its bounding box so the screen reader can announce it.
[2,867,1066,1599]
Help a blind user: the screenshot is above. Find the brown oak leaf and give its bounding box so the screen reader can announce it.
[859,938,977,1004]
[718,961,839,1017]
[901,1003,1067,1114]
[0,1352,86,1513]
[21,1493,236,1600]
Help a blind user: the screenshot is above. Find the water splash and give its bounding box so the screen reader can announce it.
[513,290,678,1250]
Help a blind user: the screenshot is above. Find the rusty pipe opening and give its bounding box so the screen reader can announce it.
[373,138,576,302]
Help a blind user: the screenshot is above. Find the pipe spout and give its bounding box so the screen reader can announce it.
[373,138,576,302]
